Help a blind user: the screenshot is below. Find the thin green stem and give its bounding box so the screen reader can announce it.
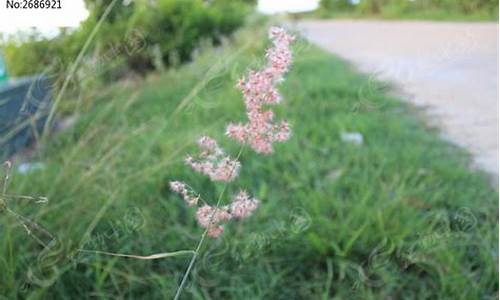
[173,145,245,300]
[5,207,55,249]
[2,161,11,197]
[77,249,195,260]
[42,0,119,138]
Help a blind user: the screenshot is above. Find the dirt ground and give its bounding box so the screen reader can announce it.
[296,20,498,177]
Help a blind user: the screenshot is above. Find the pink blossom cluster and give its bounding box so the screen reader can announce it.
[169,181,199,207]
[193,191,260,237]
[170,27,294,238]
[195,205,232,237]
[185,136,240,182]
[226,26,295,154]
[229,190,260,219]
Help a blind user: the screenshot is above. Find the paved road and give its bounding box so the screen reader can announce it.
[296,20,498,177]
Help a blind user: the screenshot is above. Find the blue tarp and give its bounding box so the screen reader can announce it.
[0,75,52,158]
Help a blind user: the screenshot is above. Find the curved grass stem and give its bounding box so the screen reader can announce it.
[77,249,195,260]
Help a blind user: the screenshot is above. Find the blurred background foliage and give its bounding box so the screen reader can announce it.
[2,0,497,84]
[1,0,255,82]
[318,0,499,20]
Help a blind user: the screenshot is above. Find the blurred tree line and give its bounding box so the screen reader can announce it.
[1,0,255,81]
[320,0,498,18]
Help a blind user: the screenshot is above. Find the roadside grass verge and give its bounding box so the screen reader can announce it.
[0,22,497,299]
[299,9,498,22]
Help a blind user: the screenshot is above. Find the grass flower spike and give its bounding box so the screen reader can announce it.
[171,27,294,238]
[226,26,294,154]
[169,181,199,207]
[196,205,232,237]
[229,190,260,219]
[185,136,241,182]
[193,190,260,238]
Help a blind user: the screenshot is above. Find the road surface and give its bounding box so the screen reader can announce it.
[296,20,499,177]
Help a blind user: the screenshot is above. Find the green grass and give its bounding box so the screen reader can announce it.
[0,22,498,299]
[299,8,498,22]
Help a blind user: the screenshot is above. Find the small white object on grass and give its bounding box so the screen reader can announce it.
[340,132,364,145]
[327,168,344,181]
[17,162,44,175]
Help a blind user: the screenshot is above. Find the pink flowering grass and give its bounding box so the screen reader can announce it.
[226,27,294,154]
[229,190,260,219]
[169,26,294,300]
[170,26,295,238]
[169,181,199,207]
[185,136,241,182]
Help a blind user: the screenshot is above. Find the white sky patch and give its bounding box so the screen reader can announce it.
[0,0,320,36]
[258,0,319,14]
[0,0,89,36]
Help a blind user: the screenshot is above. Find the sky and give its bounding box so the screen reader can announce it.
[0,0,319,36]
[257,0,319,14]
[0,0,89,36]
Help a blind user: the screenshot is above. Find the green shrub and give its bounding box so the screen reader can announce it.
[1,0,253,80]
[125,0,250,73]
[320,0,356,12]
[319,0,498,19]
